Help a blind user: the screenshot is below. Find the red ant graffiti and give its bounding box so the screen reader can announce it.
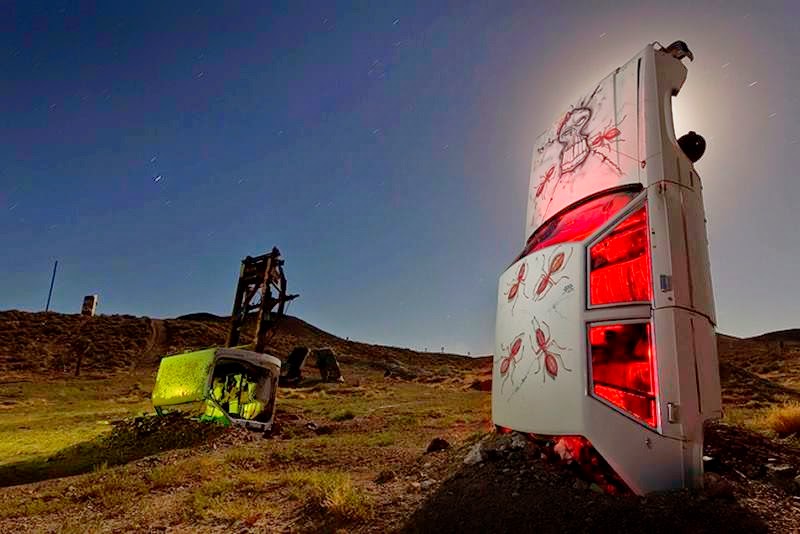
[504,261,529,314]
[530,317,571,382]
[586,120,624,174]
[533,247,573,302]
[532,82,633,219]
[591,124,622,150]
[499,333,525,392]
[535,165,556,198]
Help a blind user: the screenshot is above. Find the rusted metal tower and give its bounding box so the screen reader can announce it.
[226,247,299,353]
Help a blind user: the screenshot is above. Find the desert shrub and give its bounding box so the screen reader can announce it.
[763,402,800,437]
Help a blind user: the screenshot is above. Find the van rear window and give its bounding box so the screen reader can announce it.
[517,186,642,261]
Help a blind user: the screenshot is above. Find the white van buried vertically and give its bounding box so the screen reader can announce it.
[492,41,722,495]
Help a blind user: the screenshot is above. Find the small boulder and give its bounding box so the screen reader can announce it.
[383,361,418,380]
[704,472,735,500]
[463,442,485,465]
[426,437,451,453]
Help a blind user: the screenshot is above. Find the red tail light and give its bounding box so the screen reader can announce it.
[589,204,652,306]
[589,322,658,428]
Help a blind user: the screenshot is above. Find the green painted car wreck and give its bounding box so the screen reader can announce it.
[152,347,282,432]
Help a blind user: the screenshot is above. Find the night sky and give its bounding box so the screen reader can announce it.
[1,1,797,355]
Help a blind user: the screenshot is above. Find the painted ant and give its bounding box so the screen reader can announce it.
[499,333,525,392]
[530,317,571,382]
[504,261,529,314]
[535,165,556,198]
[533,247,573,302]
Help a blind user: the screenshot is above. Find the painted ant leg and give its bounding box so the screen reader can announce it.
[533,354,543,377]
[540,319,552,345]
[552,351,572,372]
[522,282,532,299]
[596,151,622,174]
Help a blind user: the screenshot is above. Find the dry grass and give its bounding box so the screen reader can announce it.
[148,456,217,489]
[284,470,373,522]
[763,402,800,437]
[188,475,280,524]
[77,466,149,509]
[223,446,269,470]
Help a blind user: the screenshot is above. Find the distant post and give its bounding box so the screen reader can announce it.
[45,260,58,312]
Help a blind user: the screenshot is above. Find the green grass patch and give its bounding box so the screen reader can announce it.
[368,431,398,447]
[330,409,356,421]
[0,412,224,488]
[0,376,154,467]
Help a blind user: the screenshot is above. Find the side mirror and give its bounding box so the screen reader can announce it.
[677,131,706,163]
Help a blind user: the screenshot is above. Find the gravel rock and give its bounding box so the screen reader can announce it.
[510,432,528,450]
[573,479,590,490]
[464,443,485,466]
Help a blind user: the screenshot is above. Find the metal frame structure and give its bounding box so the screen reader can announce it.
[227,247,299,353]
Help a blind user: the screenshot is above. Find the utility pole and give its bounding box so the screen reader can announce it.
[45,260,58,312]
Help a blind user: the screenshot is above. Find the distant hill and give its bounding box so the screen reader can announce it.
[174,312,227,322]
[2,309,798,403]
[748,328,800,343]
[0,310,484,381]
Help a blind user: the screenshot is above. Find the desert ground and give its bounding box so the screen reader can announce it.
[1,310,799,533]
